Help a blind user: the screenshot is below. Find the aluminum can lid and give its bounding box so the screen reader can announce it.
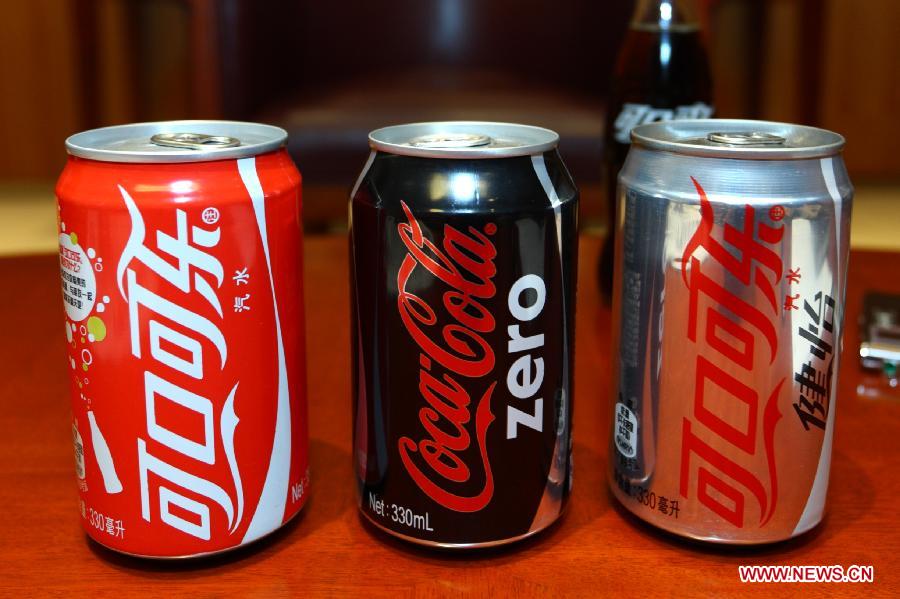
[368,121,559,159]
[630,119,845,160]
[65,120,287,163]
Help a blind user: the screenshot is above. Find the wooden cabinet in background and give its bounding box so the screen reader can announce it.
[819,0,899,178]
[0,0,897,183]
[0,1,83,179]
[751,0,898,179]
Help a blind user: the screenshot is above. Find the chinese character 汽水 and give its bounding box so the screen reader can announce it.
[234,294,251,313]
[783,294,800,311]
[233,267,249,286]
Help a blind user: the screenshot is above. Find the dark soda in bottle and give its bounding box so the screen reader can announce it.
[598,0,714,298]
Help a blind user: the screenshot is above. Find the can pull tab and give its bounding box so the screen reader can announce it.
[150,132,241,150]
[707,131,786,146]
[408,133,492,149]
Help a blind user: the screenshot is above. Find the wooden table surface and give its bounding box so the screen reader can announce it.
[1,235,898,596]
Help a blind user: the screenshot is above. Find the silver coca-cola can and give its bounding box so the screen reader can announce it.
[608,119,852,543]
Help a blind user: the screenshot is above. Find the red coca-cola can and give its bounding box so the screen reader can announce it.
[56,121,309,558]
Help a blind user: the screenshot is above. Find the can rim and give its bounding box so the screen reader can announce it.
[368,121,559,159]
[630,119,846,160]
[65,120,288,163]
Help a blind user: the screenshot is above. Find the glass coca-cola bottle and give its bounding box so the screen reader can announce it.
[599,0,714,298]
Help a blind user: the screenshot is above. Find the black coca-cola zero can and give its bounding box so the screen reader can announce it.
[349,122,578,548]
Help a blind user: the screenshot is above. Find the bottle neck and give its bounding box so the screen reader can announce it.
[631,0,700,31]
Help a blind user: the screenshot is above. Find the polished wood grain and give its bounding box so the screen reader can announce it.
[0,235,897,596]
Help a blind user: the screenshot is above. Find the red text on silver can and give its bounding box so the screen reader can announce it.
[608,120,852,543]
[57,122,310,558]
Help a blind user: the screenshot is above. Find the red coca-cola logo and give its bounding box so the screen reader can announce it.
[679,177,786,528]
[395,201,498,512]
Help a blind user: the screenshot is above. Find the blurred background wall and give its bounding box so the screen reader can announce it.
[0,0,897,246]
